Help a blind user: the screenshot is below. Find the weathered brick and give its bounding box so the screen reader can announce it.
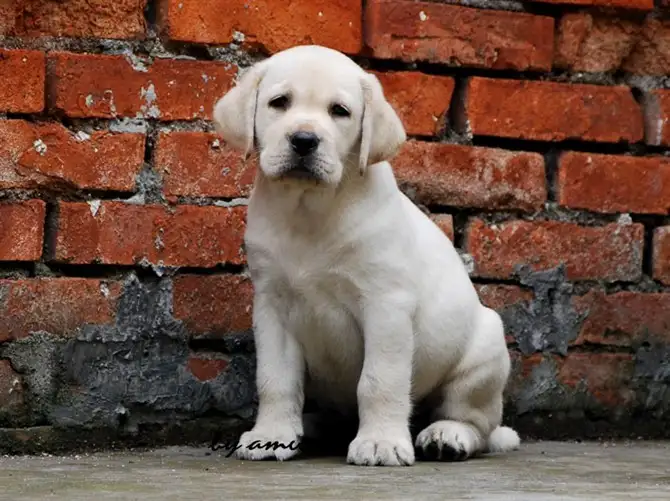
[158,0,362,54]
[466,219,644,282]
[467,78,644,143]
[644,90,670,147]
[154,132,255,198]
[173,274,253,337]
[0,0,147,40]
[510,352,543,381]
[0,3,12,34]
[476,284,533,312]
[0,120,145,192]
[558,152,670,215]
[0,278,121,342]
[573,290,670,347]
[0,360,25,421]
[556,353,635,408]
[527,0,653,8]
[54,202,246,267]
[0,49,45,113]
[653,226,670,285]
[48,52,236,121]
[0,200,45,262]
[394,141,546,211]
[556,13,670,76]
[365,0,554,71]
[429,214,455,242]
[372,72,454,136]
[620,17,670,76]
[187,356,229,382]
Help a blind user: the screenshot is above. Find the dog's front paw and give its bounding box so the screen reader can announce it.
[235,427,302,461]
[415,420,480,461]
[346,429,414,466]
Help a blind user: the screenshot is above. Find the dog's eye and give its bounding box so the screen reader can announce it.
[330,104,351,118]
[269,95,290,110]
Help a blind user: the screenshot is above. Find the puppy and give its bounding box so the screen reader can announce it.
[213,45,520,466]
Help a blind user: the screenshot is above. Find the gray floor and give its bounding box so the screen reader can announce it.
[1,441,669,500]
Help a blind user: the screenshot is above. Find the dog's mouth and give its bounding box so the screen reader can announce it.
[279,158,322,182]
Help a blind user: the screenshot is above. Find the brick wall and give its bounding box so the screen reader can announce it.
[1,0,669,451]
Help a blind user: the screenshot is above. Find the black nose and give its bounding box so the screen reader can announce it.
[290,131,320,156]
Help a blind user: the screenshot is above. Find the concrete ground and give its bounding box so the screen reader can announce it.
[1,441,668,501]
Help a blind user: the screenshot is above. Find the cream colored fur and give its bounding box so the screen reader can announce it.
[213,45,520,466]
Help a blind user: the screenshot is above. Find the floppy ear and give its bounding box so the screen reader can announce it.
[212,62,268,159]
[358,72,407,174]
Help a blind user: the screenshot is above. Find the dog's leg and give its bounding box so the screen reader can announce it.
[235,293,305,461]
[347,299,414,466]
[415,310,519,461]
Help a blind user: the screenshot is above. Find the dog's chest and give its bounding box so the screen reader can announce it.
[249,238,365,407]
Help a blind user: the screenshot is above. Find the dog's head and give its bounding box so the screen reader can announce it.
[213,45,406,186]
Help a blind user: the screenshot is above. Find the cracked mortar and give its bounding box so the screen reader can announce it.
[499,265,585,356]
[139,84,161,119]
[634,344,670,413]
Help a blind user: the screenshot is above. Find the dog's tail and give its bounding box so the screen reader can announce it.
[484,426,521,453]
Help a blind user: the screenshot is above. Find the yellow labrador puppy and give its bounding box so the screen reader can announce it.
[213,45,519,466]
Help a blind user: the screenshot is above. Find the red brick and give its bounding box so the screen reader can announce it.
[0,49,45,113]
[54,202,246,267]
[158,0,362,54]
[466,219,644,282]
[0,120,145,192]
[0,278,121,342]
[372,72,454,136]
[556,353,635,407]
[154,132,255,198]
[558,152,670,215]
[48,52,236,121]
[467,78,644,143]
[429,214,455,242]
[527,0,653,8]
[573,290,670,347]
[0,200,45,262]
[0,0,146,40]
[0,360,24,417]
[644,90,670,147]
[556,13,670,76]
[173,274,253,337]
[653,226,670,285]
[365,0,554,71]
[394,141,546,211]
[187,356,229,382]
